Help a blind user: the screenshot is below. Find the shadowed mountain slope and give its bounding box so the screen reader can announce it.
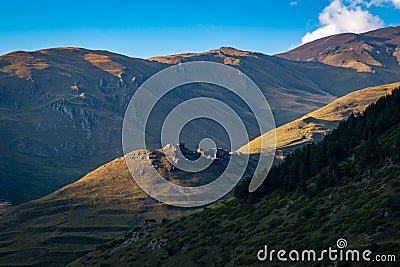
[0,48,164,203]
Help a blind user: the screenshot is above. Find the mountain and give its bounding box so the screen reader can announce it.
[277,26,400,73]
[71,89,400,267]
[0,48,166,203]
[4,45,400,204]
[239,82,400,155]
[1,84,397,266]
[0,144,258,266]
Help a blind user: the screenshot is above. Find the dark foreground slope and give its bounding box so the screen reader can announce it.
[74,90,400,266]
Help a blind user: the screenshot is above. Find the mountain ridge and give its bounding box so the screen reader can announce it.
[277,26,400,72]
[2,26,400,204]
[3,45,395,203]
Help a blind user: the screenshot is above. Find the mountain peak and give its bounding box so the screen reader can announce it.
[277,26,400,72]
[363,25,400,38]
[211,46,252,56]
[149,46,253,65]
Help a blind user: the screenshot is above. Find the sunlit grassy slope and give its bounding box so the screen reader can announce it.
[239,82,400,155]
[0,151,184,266]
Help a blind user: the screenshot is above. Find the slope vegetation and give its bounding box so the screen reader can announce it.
[73,89,400,267]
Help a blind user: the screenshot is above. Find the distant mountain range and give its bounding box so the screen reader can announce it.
[1,26,400,266]
[2,26,400,204]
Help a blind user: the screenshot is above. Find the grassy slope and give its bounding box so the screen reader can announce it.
[0,146,256,266]
[0,151,185,266]
[239,82,400,156]
[72,125,400,267]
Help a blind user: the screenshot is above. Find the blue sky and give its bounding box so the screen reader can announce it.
[1,0,400,58]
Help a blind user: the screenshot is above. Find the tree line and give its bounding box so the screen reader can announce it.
[235,88,400,201]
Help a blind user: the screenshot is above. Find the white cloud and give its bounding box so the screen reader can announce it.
[301,0,384,44]
[366,0,400,8]
[290,1,298,6]
[393,0,400,7]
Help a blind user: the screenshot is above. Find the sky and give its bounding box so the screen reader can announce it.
[1,0,400,58]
